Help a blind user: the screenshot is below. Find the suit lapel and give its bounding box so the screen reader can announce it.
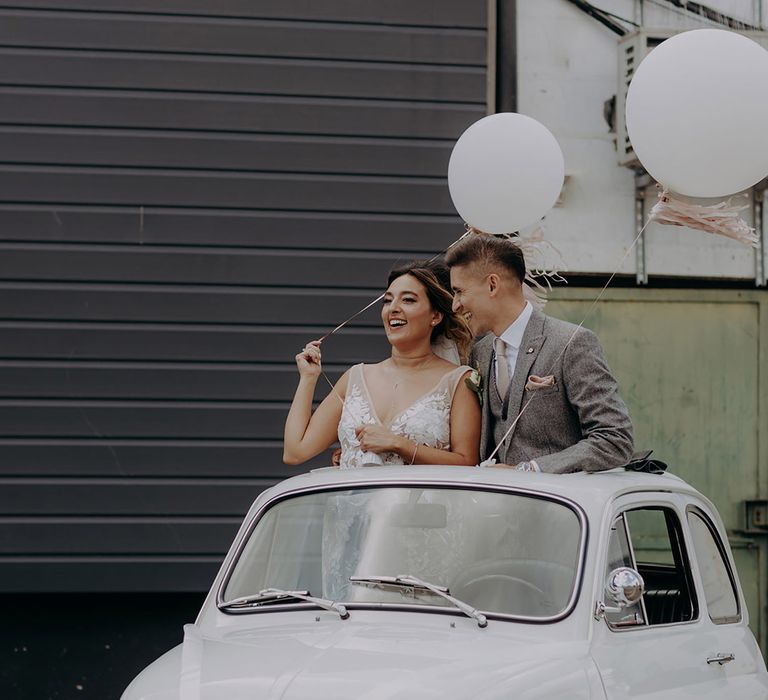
[501,310,547,447]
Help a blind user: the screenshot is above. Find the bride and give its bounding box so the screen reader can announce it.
[283,260,481,468]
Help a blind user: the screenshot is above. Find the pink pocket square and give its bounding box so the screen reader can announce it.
[525,374,556,392]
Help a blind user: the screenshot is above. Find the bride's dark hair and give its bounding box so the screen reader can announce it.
[387,259,473,363]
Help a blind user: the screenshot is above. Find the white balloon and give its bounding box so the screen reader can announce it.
[448,113,565,233]
[626,29,768,197]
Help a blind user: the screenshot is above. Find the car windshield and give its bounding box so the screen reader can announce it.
[222,486,584,620]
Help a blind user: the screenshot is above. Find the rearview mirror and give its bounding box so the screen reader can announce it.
[388,503,447,529]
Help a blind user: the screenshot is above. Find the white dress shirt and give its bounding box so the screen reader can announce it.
[494,301,533,384]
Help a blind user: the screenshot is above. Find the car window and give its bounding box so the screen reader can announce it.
[222,486,585,620]
[686,509,740,624]
[605,506,698,629]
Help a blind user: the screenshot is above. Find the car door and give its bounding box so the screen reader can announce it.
[682,498,768,696]
[590,494,757,699]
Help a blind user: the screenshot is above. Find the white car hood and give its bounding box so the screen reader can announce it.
[123,614,598,700]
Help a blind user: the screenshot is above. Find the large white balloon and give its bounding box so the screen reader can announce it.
[448,113,565,233]
[626,29,768,197]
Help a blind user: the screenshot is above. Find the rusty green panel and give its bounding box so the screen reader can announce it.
[547,288,766,654]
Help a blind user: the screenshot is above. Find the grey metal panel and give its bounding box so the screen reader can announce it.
[0,478,272,515]
[0,245,411,287]
[0,402,287,438]
[0,50,485,103]
[0,556,221,592]
[0,88,484,138]
[0,167,452,214]
[0,128,453,176]
[0,11,486,64]
[0,441,319,477]
[0,284,385,325]
[0,1,487,27]
[0,517,240,553]
[0,363,344,400]
[0,207,463,250]
[0,0,487,592]
[0,324,389,362]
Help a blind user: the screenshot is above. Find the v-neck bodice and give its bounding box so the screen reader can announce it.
[337,363,471,469]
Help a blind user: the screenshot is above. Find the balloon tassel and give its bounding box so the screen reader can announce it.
[649,188,758,247]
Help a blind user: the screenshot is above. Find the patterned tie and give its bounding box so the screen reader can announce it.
[494,337,510,398]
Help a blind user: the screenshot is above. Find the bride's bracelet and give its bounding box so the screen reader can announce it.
[409,440,419,465]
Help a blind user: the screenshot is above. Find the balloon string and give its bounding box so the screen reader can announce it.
[485,217,652,464]
[317,293,386,343]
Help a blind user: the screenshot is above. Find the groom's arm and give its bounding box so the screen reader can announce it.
[533,327,634,474]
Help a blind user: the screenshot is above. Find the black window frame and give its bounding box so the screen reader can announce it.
[604,505,699,631]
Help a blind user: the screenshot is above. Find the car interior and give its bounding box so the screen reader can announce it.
[623,507,698,626]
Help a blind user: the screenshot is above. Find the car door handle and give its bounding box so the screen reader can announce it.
[706,652,735,665]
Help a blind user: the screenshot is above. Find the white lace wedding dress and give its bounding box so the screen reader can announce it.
[337,363,472,469]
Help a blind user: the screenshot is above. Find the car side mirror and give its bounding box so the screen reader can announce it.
[595,567,645,619]
[606,567,645,607]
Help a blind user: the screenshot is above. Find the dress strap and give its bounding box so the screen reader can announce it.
[346,363,364,389]
[445,364,473,401]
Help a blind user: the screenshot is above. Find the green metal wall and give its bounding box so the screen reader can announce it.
[548,288,767,656]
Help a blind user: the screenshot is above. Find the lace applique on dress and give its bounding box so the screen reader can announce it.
[337,377,380,468]
[337,363,471,469]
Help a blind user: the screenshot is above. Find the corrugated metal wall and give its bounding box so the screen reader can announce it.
[0,1,489,591]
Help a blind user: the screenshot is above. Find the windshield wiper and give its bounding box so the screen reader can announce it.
[220,588,349,619]
[350,574,487,628]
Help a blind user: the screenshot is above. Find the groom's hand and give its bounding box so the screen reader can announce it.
[486,461,540,472]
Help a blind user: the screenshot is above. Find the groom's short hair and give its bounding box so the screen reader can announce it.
[445,233,526,284]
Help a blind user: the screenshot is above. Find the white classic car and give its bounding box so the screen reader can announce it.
[122,465,768,699]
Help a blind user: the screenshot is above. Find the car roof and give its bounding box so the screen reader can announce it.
[266,465,705,515]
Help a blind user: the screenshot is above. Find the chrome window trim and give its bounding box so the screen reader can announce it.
[605,616,701,634]
[604,513,649,630]
[685,505,742,625]
[216,479,589,625]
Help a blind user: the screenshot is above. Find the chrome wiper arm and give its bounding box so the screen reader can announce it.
[351,574,487,628]
[350,575,449,594]
[220,588,349,619]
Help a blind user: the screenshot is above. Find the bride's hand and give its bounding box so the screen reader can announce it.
[295,340,322,379]
[355,424,404,454]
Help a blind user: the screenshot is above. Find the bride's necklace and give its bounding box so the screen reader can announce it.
[383,355,438,420]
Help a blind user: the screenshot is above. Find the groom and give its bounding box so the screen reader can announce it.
[446,234,633,473]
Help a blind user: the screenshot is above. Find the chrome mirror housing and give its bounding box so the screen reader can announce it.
[605,567,645,608]
[595,567,645,620]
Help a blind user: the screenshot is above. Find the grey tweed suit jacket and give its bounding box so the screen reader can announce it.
[471,308,634,473]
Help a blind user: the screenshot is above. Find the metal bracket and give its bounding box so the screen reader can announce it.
[593,600,622,620]
[744,500,768,534]
[635,172,652,285]
[755,183,767,287]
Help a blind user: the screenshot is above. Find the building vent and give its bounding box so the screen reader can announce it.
[616,29,768,168]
